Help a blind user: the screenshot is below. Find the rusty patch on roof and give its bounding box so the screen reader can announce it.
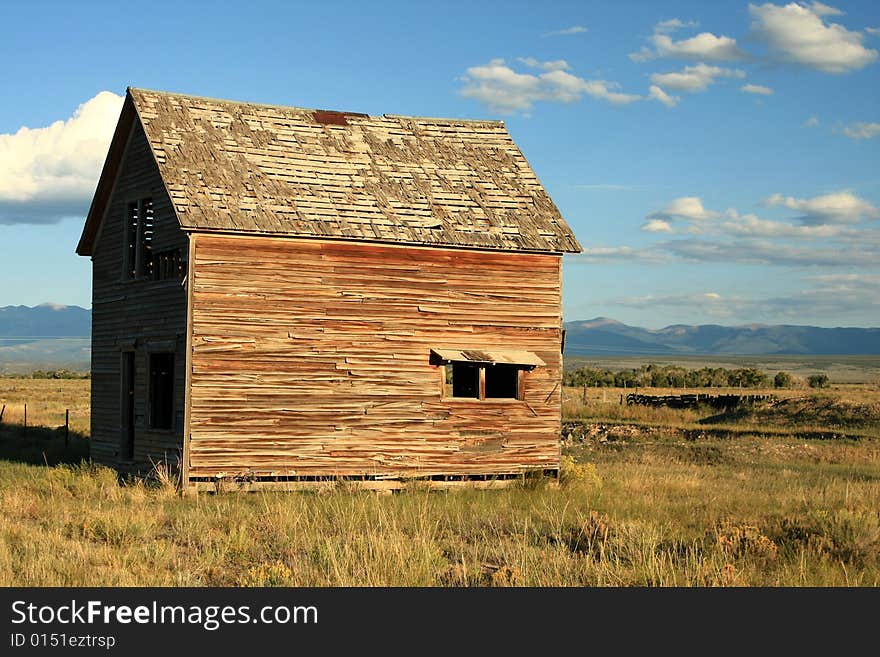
[313,110,368,126]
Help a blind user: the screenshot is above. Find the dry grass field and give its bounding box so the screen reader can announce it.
[0,371,878,587]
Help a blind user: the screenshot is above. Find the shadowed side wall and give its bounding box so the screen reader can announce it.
[89,121,188,470]
[187,234,562,479]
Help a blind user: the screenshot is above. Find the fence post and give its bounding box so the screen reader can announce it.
[65,409,70,449]
[23,402,27,435]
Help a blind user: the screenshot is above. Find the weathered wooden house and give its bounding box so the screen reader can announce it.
[76,88,582,490]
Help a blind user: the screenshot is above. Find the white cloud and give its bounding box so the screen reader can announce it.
[651,196,720,221]
[578,236,880,267]
[459,59,641,113]
[651,64,745,92]
[642,219,673,232]
[517,57,570,71]
[647,85,679,107]
[542,26,588,37]
[867,27,880,36]
[0,91,123,224]
[842,122,880,140]
[666,238,879,266]
[578,78,643,105]
[764,190,880,224]
[808,2,843,16]
[804,115,820,127]
[749,2,878,73]
[578,245,669,263]
[719,212,847,238]
[630,19,746,62]
[741,83,774,95]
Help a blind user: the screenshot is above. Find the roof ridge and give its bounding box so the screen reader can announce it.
[127,87,503,125]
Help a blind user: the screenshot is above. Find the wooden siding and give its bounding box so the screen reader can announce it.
[188,234,563,480]
[88,121,188,470]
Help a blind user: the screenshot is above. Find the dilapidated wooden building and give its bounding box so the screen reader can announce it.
[76,87,581,490]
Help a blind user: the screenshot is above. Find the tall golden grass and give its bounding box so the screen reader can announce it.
[0,377,878,586]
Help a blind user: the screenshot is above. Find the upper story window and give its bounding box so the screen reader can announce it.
[123,198,184,281]
[124,197,154,279]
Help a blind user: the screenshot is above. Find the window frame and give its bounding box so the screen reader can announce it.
[440,361,527,402]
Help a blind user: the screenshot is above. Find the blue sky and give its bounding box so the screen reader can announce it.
[0,0,878,328]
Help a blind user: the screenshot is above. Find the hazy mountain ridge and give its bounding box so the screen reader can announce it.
[1,306,879,371]
[565,318,880,355]
[0,304,91,372]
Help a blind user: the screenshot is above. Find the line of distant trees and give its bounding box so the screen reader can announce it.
[563,363,830,389]
[3,369,90,380]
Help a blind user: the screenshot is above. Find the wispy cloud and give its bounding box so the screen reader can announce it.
[647,85,679,107]
[749,2,878,73]
[651,64,745,93]
[763,190,880,224]
[602,277,879,322]
[579,238,879,267]
[0,91,123,225]
[586,189,880,271]
[641,219,673,233]
[648,196,720,222]
[841,122,880,140]
[741,83,774,95]
[804,115,820,127]
[630,18,746,63]
[458,59,641,114]
[542,25,588,38]
[665,238,879,267]
[517,57,570,71]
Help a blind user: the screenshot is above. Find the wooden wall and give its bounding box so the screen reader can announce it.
[88,121,188,471]
[187,234,563,480]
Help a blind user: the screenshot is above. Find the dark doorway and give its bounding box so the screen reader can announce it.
[121,352,135,460]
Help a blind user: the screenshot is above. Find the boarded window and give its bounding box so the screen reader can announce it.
[152,248,184,281]
[124,197,154,279]
[148,352,174,430]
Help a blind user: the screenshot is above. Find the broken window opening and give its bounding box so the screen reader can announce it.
[432,348,540,402]
[124,197,154,279]
[484,363,520,399]
[447,362,480,398]
[148,352,174,430]
[443,362,525,400]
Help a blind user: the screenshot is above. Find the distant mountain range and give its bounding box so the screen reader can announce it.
[0,304,90,372]
[564,317,880,356]
[1,306,879,373]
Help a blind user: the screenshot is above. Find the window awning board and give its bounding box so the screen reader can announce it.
[430,348,545,368]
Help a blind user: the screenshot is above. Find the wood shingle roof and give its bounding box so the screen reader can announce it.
[79,87,582,255]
